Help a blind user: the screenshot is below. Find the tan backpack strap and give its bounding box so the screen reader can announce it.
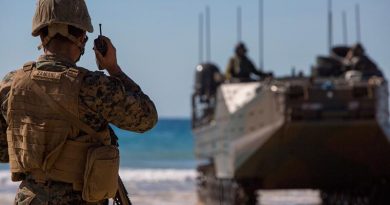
[28,77,99,137]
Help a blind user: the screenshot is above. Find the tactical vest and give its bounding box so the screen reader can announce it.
[233,56,251,78]
[7,62,109,190]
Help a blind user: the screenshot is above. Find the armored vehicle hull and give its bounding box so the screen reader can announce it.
[192,66,390,204]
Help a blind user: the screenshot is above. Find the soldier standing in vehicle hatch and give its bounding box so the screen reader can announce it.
[0,0,157,204]
[225,42,271,82]
[344,43,383,78]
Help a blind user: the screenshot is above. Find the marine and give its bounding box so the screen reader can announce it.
[0,0,157,204]
[343,43,383,78]
[225,42,271,82]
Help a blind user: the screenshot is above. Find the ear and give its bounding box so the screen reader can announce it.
[38,34,48,51]
[78,33,88,46]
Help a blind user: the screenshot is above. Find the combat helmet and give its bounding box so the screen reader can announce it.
[235,42,248,54]
[32,0,94,49]
[350,43,365,56]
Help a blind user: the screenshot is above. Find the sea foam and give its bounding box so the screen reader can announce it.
[119,169,196,183]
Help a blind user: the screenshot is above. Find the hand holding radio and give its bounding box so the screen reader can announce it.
[93,24,121,75]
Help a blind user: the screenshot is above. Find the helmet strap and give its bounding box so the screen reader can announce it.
[75,47,85,63]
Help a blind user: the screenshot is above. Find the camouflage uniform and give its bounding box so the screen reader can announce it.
[225,55,264,82]
[0,55,158,204]
[350,55,383,78]
[15,178,99,205]
[344,43,383,78]
[225,43,269,82]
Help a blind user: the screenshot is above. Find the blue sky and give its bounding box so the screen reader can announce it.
[0,0,389,118]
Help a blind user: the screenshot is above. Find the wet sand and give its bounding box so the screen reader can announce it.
[129,192,197,205]
[259,190,321,205]
[123,180,197,205]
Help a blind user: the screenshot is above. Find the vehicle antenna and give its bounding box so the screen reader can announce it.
[327,0,333,53]
[342,10,348,44]
[355,4,361,43]
[199,13,204,63]
[205,6,211,62]
[237,6,242,42]
[258,0,264,70]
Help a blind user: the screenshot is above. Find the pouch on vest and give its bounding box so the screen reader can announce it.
[82,145,119,202]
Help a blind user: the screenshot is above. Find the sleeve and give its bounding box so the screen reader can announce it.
[248,58,264,77]
[80,71,158,133]
[0,71,16,163]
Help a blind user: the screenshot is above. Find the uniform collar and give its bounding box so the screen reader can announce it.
[235,54,248,59]
[36,55,77,69]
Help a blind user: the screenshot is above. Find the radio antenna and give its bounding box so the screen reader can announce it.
[258,0,264,70]
[355,4,361,43]
[327,0,333,53]
[205,6,211,62]
[237,6,242,42]
[198,13,204,63]
[342,11,348,44]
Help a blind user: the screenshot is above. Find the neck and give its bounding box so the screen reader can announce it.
[44,50,75,63]
[43,40,80,63]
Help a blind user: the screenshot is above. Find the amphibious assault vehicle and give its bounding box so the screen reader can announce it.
[191,46,389,204]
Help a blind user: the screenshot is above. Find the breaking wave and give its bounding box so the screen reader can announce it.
[119,168,196,183]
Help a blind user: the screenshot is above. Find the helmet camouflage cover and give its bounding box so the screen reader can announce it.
[32,0,93,36]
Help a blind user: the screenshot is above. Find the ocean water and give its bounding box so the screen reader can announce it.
[111,118,196,169]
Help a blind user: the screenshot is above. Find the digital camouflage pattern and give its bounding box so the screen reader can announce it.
[0,70,15,163]
[15,179,107,205]
[0,55,157,204]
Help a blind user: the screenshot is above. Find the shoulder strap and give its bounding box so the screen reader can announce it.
[23,61,35,72]
[29,79,99,137]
